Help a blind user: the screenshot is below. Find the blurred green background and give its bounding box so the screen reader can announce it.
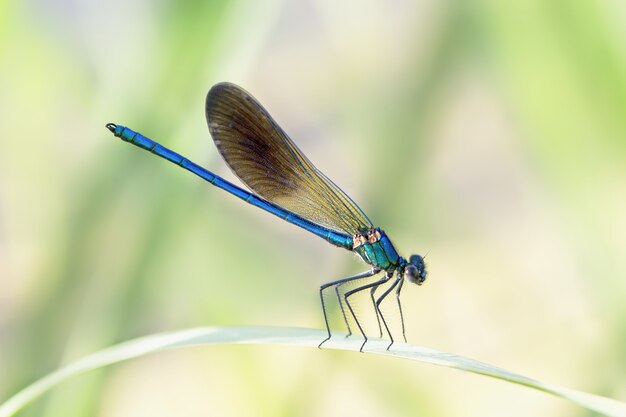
[1,1,625,416]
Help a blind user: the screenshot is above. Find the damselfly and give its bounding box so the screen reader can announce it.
[107,83,427,351]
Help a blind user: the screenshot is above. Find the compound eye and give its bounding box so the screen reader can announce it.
[404,264,419,284]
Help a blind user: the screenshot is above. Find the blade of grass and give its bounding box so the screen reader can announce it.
[1,326,624,417]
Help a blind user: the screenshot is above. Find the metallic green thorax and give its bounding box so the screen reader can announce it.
[353,228,401,271]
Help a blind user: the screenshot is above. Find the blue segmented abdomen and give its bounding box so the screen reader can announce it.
[110,124,355,251]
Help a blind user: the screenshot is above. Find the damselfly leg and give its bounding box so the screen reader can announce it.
[344,273,392,352]
[335,282,352,337]
[334,279,383,339]
[370,285,383,338]
[375,276,400,350]
[318,268,380,348]
[395,278,407,343]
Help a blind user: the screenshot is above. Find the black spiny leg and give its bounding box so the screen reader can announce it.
[370,285,383,338]
[335,282,352,337]
[344,274,391,352]
[375,275,400,350]
[395,278,407,343]
[318,269,379,348]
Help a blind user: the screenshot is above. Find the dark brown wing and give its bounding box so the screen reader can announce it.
[205,82,372,235]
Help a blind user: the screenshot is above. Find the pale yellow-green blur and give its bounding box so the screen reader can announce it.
[1,1,625,416]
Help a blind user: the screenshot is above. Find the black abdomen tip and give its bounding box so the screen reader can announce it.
[105,123,117,133]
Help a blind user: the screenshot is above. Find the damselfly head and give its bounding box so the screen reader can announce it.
[404,254,427,285]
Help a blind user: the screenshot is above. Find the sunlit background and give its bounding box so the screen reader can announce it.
[1,1,626,416]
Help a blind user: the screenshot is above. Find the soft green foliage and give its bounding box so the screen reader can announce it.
[1,1,625,416]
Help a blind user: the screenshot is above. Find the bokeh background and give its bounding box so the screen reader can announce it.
[1,1,625,416]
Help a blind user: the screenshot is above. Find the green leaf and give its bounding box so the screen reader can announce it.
[1,326,624,417]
